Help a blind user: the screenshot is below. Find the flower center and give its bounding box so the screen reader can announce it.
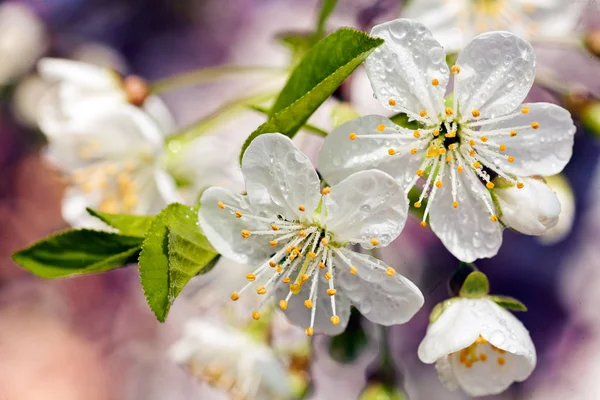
[451,335,507,369]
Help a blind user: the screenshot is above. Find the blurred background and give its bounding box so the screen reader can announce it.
[1,0,600,399]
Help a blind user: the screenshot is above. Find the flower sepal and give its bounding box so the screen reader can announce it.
[458,271,489,299]
[487,295,528,312]
[429,298,459,323]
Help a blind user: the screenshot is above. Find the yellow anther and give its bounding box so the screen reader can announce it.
[440,148,447,155]
[435,181,443,188]
[414,201,422,208]
[252,310,261,320]
[410,148,417,155]
[446,155,453,162]
[321,187,331,195]
[510,130,517,137]
[370,238,380,246]
[419,110,427,118]
[298,230,307,237]
[416,169,424,177]
[388,98,397,106]
[457,166,464,173]
[413,130,421,139]
[217,201,225,209]
[321,238,329,246]
[231,292,240,301]
[490,215,498,222]
[298,205,306,212]
[507,156,515,163]
[246,273,256,281]
[521,106,530,114]
[283,277,291,283]
[472,109,481,118]
[269,261,277,268]
[388,148,396,156]
[279,300,288,310]
[377,124,386,132]
[325,272,332,280]
[286,247,293,253]
[308,251,317,259]
[350,266,358,275]
[497,356,506,366]
[305,327,314,337]
[480,353,488,362]
[327,289,337,296]
[432,78,440,86]
[499,144,507,152]
[290,284,301,294]
[517,182,525,189]
[469,139,476,146]
[420,221,427,227]
[531,121,540,129]
[276,266,283,273]
[470,150,476,157]
[481,136,488,143]
[448,143,458,150]
[301,274,309,283]
[319,262,326,269]
[444,131,456,138]
[486,182,495,189]
[331,315,340,326]
[453,201,459,208]
[271,224,279,231]
[386,267,396,277]
[349,132,357,140]
[473,161,482,169]
[451,65,461,74]
[445,107,454,116]
[269,240,278,247]
[304,299,313,309]
[257,286,267,295]
[235,211,243,218]
[241,229,251,238]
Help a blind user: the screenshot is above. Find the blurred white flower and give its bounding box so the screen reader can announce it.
[495,176,561,235]
[403,0,585,53]
[0,3,46,85]
[538,174,575,245]
[418,298,536,397]
[169,318,291,400]
[319,19,576,262]
[199,133,423,335]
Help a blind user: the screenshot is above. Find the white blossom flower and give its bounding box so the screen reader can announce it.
[418,298,536,397]
[319,19,576,262]
[495,176,560,235]
[170,318,291,400]
[198,133,424,335]
[403,0,585,53]
[538,174,575,245]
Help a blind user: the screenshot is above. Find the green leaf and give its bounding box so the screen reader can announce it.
[488,295,528,312]
[12,229,142,279]
[249,104,328,137]
[278,32,319,65]
[331,102,360,128]
[138,203,218,322]
[459,271,490,298]
[240,28,384,162]
[316,0,338,36]
[86,208,155,238]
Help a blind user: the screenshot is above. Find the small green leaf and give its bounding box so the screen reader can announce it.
[86,208,155,238]
[249,104,328,137]
[390,112,419,129]
[12,229,142,279]
[488,295,528,312]
[459,271,490,298]
[316,0,338,36]
[240,28,384,162]
[138,203,218,322]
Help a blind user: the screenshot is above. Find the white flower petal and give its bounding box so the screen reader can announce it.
[318,115,423,190]
[429,167,502,262]
[334,248,424,325]
[242,133,321,220]
[38,58,120,90]
[435,356,460,392]
[324,170,408,248]
[275,273,351,335]
[143,95,177,135]
[479,102,575,176]
[454,31,535,120]
[61,186,109,229]
[198,187,278,265]
[366,19,449,118]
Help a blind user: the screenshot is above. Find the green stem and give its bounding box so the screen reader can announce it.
[150,65,287,94]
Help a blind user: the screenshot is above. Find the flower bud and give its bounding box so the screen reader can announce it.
[358,383,407,400]
[494,177,560,235]
[538,175,575,245]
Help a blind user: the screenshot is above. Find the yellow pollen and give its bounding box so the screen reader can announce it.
[305,327,314,337]
[469,139,476,146]
[230,292,240,301]
[486,182,495,189]
[445,107,454,116]
[413,130,421,139]
[481,136,488,142]
[507,156,515,163]
[445,131,456,138]
[410,148,417,155]
[388,98,397,106]
[241,229,251,238]
[286,247,293,253]
[252,310,261,320]
[435,181,443,188]
[290,284,301,294]
[279,300,288,310]
[269,261,277,268]
[458,166,464,173]
[414,201,422,208]
[521,106,530,114]
[217,201,225,209]
[235,211,243,218]
[480,353,488,362]
[330,315,340,326]
[448,143,458,150]
[388,148,396,156]
[451,65,461,74]
[321,187,331,195]
[283,277,291,283]
[309,251,317,259]
[301,274,309,283]
[257,286,267,295]
[420,221,427,228]
[298,205,306,212]
[499,144,507,152]
[446,155,453,162]
[491,215,498,222]
[416,169,424,177]
[517,182,525,189]
[473,161,481,169]
[276,266,283,273]
[419,110,427,118]
[325,272,332,280]
[350,266,357,275]
[497,357,506,366]
[472,109,481,118]
[269,240,278,247]
[377,124,386,132]
[327,289,337,296]
[349,132,357,140]
[386,267,396,277]
[510,130,517,137]
[271,224,279,231]
[321,238,329,246]
[370,238,380,246]
[319,262,326,269]
[246,273,256,281]
[431,78,440,86]
[298,230,307,237]
[304,299,313,309]
[453,201,459,208]
[531,121,540,129]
